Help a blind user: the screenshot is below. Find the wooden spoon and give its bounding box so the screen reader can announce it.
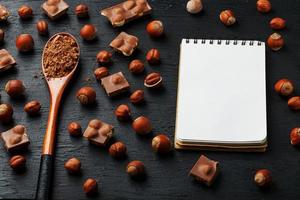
[36,32,80,200]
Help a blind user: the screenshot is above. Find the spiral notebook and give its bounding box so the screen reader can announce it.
[175,39,267,152]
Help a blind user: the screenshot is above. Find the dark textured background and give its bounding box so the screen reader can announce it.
[0,0,300,199]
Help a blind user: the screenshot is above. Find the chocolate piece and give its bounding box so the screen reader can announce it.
[83,119,113,147]
[110,32,138,56]
[41,0,69,20]
[101,0,152,27]
[0,5,9,21]
[101,72,130,97]
[189,155,219,186]
[0,125,30,152]
[0,49,16,72]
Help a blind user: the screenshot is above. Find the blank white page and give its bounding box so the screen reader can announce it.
[175,39,267,144]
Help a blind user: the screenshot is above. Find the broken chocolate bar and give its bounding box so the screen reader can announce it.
[110,32,138,56]
[0,49,16,72]
[41,0,69,20]
[101,72,130,97]
[0,125,30,152]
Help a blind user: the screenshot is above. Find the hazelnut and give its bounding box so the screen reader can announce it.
[146,20,164,37]
[130,90,144,104]
[111,74,124,84]
[64,157,81,174]
[186,0,203,14]
[219,10,236,26]
[290,128,300,146]
[146,48,160,65]
[83,178,98,196]
[24,100,41,116]
[16,34,34,52]
[0,5,9,22]
[267,33,284,51]
[0,103,13,123]
[144,72,163,88]
[288,96,300,110]
[152,134,172,154]
[46,0,60,6]
[0,29,4,44]
[254,169,272,187]
[94,67,109,81]
[270,17,286,30]
[75,4,89,18]
[126,160,145,177]
[96,50,112,64]
[128,59,144,74]
[5,80,25,97]
[274,79,294,96]
[68,122,82,136]
[76,87,96,105]
[256,0,271,13]
[13,125,25,134]
[109,141,127,158]
[9,155,26,170]
[115,104,131,121]
[36,20,48,35]
[18,5,33,19]
[80,24,97,41]
[132,116,152,135]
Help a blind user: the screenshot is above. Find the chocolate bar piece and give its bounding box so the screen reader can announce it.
[41,0,69,20]
[101,72,130,97]
[0,49,16,72]
[110,32,138,56]
[83,119,113,147]
[189,155,219,186]
[101,0,152,27]
[0,4,9,22]
[0,125,30,152]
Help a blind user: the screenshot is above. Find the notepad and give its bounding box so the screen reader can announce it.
[175,39,267,152]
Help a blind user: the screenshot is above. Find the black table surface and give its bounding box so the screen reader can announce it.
[1,0,300,199]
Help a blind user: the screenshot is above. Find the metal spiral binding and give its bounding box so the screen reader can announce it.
[185,39,262,46]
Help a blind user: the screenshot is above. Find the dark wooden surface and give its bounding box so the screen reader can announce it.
[0,0,300,199]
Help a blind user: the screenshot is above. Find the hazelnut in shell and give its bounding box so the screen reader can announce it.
[274,79,294,96]
[152,134,172,154]
[267,33,284,51]
[126,160,145,177]
[94,67,109,81]
[68,122,82,137]
[128,59,144,74]
[290,128,300,146]
[5,80,25,97]
[109,142,127,158]
[146,20,164,37]
[0,103,13,123]
[18,5,33,19]
[80,24,97,41]
[96,50,112,64]
[130,90,144,104]
[146,48,160,65]
[254,169,272,187]
[9,155,26,170]
[24,100,41,116]
[256,0,271,13]
[132,116,152,135]
[75,4,89,18]
[288,96,300,110]
[64,157,81,174]
[186,0,203,14]
[0,29,4,44]
[36,20,48,35]
[76,87,96,105]
[83,178,98,196]
[16,34,34,52]
[115,104,131,121]
[219,10,236,26]
[270,17,286,30]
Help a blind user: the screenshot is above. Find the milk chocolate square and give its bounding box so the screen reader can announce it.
[83,119,113,147]
[41,0,69,20]
[0,49,16,72]
[101,0,152,27]
[0,125,30,152]
[189,155,219,186]
[101,72,130,97]
[110,32,138,56]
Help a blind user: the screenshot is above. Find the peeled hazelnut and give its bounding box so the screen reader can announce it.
[24,100,41,116]
[46,5,59,14]
[80,24,97,41]
[270,17,286,30]
[75,4,89,18]
[0,29,4,43]
[64,157,81,174]
[146,48,160,65]
[0,103,13,123]
[9,155,26,170]
[18,5,33,19]
[5,80,25,97]
[256,0,271,13]
[111,74,124,84]
[89,119,102,129]
[109,141,127,158]
[290,128,300,146]
[130,90,144,104]
[144,72,163,88]
[254,169,272,187]
[115,104,131,121]
[13,125,25,134]
[132,116,152,135]
[152,134,172,154]
[186,0,203,14]
[16,34,34,52]
[68,122,82,137]
[96,50,112,64]
[274,79,294,96]
[9,135,22,145]
[36,20,48,35]
[76,87,96,105]
[267,33,284,51]
[288,96,300,110]
[94,67,109,81]
[128,59,144,74]
[46,0,60,6]
[219,10,236,26]
[126,160,145,177]
[146,20,164,37]
[83,178,98,196]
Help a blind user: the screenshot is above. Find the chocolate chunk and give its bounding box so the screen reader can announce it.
[110,32,138,56]
[101,0,152,27]
[0,49,16,72]
[0,5,9,22]
[189,155,219,186]
[0,125,30,152]
[83,119,113,147]
[41,0,69,20]
[101,72,130,97]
